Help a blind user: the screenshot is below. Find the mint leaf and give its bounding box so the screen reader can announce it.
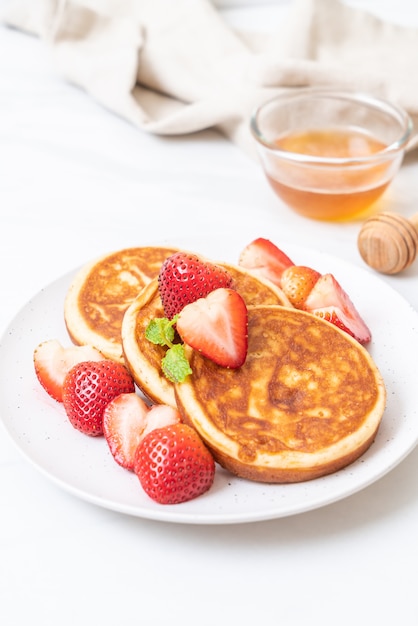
[145,316,177,347]
[145,315,193,383]
[162,344,193,383]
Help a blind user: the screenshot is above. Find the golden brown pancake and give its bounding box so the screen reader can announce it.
[174,305,386,483]
[64,246,178,362]
[121,264,291,407]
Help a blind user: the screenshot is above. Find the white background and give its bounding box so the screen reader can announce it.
[1,1,418,624]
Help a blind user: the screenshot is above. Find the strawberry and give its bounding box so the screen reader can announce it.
[103,396,181,470]
[140,404,182,440]
[238,238,294,287]
[304,273,371,344]
[176,288,248,368]
[158,251,234,319]
[33,339,105,402]
[280,265,321,309]
[62,360,135,436]
[134,423,215,504]
[103,393,150,469]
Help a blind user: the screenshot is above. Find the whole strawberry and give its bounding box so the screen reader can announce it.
[134,423,215,504]
[62,360,135,436]
[158,252,233,319]
[280,265,321,309]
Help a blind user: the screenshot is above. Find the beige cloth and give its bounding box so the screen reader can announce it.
[3,0,418,155]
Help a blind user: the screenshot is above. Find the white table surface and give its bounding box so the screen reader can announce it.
[2,2,418,625]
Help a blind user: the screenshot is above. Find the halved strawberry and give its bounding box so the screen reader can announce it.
[304,273,371,344]
[280,265,321,309]
[33,339,105,402]
[103,393,150,469]
[103,396,181,470]
[134,423,215,505]
[238,238,294,287]
[62,360,135,436]
[176,288,248,368]
[158,251,234,319]
[140,404,182,440]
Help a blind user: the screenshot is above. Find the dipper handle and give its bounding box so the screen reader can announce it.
[357,211,418,275]
[411,213,418,230]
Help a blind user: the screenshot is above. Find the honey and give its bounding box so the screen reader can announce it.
[264,127,393,221]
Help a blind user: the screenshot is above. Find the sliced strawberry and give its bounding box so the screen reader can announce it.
[103,393,150,469]
[280,265,321,309]
[176,288,248,368]
[158,251,234,319]
[238,238,294,287]
[62,360,135,436]
[33,339,105,402]
[103,397,181,470]
[134,423,215,505]
[304,273,371,344]
[140,404,182,440]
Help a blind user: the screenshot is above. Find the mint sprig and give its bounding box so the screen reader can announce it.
[145,316,177,347]
[145,316,192,383]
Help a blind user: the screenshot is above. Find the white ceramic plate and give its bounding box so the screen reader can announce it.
[1,237,418,524]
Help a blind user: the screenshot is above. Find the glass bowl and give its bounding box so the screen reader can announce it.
[250,89,413,221]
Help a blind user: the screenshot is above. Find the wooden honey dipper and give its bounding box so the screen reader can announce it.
[357,212,418,275]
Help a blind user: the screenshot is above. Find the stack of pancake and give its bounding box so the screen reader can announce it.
[64,246,386,484]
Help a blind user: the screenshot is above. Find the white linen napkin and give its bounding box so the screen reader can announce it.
[3,0,418,155]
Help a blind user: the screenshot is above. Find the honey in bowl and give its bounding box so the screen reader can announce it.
[264,127,393,221]
[251,90,413,222]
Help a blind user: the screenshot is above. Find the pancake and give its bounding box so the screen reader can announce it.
[121,264,291,407]
[64,246,178,362]
[174,305,386,483]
